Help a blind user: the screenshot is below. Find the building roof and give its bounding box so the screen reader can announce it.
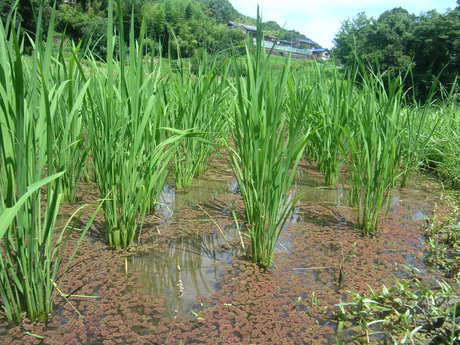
[295,38,316,45]
[228,21,257,32]
[312,48,329,52]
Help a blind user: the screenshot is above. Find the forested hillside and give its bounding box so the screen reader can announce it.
[0,0,315,57]
[333,2,460,98]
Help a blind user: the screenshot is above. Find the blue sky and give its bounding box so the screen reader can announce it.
[229,0,456,48]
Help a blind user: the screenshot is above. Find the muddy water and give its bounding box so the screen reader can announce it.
[127,168,439,324]
[0,160,448,345]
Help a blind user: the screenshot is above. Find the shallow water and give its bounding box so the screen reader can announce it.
[128,170,439,322]
[0,164,448,345]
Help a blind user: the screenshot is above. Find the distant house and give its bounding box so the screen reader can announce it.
[228,21,257,38]
[312,48,330,60]
[227,21,329,60]
[63,0,77,4]
[293,38,316,50]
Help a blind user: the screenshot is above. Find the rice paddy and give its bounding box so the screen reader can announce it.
[0,4,459,344]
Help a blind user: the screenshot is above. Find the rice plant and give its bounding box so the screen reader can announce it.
[165,52,230,189]
[228,12,309,268]
[303,65,355,185]
[345,70,406,235]
[0,11,93,322]
[398,81,444,188]
[47,42,90,202]
[86,1,187,249]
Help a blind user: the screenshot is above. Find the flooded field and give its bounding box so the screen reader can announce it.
[0,155,449,345]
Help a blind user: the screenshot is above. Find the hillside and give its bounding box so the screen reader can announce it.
[1,0,320,57]
[198,0,317,43]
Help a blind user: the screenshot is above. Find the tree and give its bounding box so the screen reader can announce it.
[333,6,459,99]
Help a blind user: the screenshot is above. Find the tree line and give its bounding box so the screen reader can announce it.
[333,2,460,99]
[0,0,315,58]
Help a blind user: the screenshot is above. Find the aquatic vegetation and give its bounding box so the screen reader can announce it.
[426,192,460,278]
[229,13,309,268]
[337,272,459,345]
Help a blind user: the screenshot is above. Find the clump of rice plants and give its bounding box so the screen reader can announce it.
[228,12,309,268]
[165,52,229,189]
[424,95,460,188]
[398,81,444,188]
[345,70,406,235]
[0,12,94,322]
[302,65,354,185]
[48,42,90,202]
[86,1,186,249]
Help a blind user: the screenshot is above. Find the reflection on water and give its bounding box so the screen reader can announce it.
[294,172,348,206]
[142,170,436,321]
[129,230,243,319]
[155,185,176,224]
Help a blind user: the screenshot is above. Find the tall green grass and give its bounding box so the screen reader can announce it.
[48,42,89,202]
[303,65,354,185]
[0,11,93,322]
[86,1,187,248]
[165,52,229,189]
[345,71,406,235]
[229,13,309,268]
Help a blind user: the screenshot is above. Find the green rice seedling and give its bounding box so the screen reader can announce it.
[86,1,187,249]
[422,89,460,188]
[165,52,230,189]
[345,70,406,235]
[0,12,95,322]
[46,42,90,202]
[398,81,444,188]
[228,11,309,268]
[302,65,355,185]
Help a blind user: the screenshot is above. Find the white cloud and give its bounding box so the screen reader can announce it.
[230,0,455,48]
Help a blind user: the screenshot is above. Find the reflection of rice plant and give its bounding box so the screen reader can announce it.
[229,11,309,268]
[130,233,228,316]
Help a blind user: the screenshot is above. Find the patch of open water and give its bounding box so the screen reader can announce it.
[129,170,440,326]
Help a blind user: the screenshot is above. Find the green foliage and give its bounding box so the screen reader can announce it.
[166,52,230,189]
[426,192,460,279]
[345,71,407,235]
[229,12,309,268]
[300,65,353,185]
[424,99,460,188]
[337,273,459,344]
[333,6,460,99]
[86,1,188,249]
[0,13,95,322]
